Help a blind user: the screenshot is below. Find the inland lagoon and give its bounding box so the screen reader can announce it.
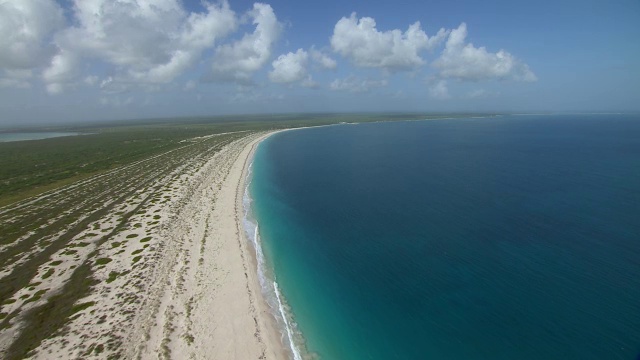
[0,132,81,142]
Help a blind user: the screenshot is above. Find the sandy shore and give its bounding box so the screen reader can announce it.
[0,131,288,359]
[129,131,287,359]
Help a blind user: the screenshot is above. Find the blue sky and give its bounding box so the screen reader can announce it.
[0,0,638,124]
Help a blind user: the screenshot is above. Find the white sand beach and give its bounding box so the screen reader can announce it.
[0,131,287,359]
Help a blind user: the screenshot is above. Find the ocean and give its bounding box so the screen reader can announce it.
[245,114,640,360]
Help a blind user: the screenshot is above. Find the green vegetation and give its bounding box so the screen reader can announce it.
[70,242,90,247]
[23,289,47,304]
[0,113,499,358]
[0,113,489,206]
[71,301,96,315]
[3,261,97,359]
[106,271,121,284]
[95,258,112,266]
[41,269,54,280]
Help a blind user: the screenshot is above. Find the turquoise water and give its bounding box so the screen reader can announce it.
[0,132,81,142]
[247,115,640,360]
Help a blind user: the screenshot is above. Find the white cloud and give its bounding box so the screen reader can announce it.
[42,51,78,94]
[0,0,538,100]
[211,3,282,83]
[0,0,65,70]
[269,49,309,84]
[330,75,388,93]
[310,48,337,70]
[432,23,537,82]
[129,2,238,83]
[330,13,448,72]
[269,47,335,86]
[0,0,65,89]
[99,76,131,94]
[50,0,237,88]
[428,80,450,100]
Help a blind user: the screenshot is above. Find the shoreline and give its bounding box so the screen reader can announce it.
[239,124,365,360]
[135,129,292,359]
[235,131,290,360]
[239,130,305,360]
[1,130,289,359]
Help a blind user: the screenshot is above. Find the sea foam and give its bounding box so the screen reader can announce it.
[242,157,304,360]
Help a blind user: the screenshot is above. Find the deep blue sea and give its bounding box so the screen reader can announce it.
[246,114,640,360]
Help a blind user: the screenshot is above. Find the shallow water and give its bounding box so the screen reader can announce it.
[248,115,640,360]
[0,132,81,142]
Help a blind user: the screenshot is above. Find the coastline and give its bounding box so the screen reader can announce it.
[1,121,475,359]
[234,131,290,360]
[133,129,291,359]
[0,131,291,359]
[239,130,305,360]
[3,115,637,360]
[168,130,289,360]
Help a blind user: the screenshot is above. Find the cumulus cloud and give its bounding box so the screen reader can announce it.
[268,46,335,86]
[330,75,388,93]
[0,0,538,99]
[42,51,78,94]
[268,49,309,84]
[0,0,65,89]
[0,0,241,92]
[49,0,237,89]
[331,13,448,72]
[0,0,65,70]
[432,23,537,82]
[211,3,282,83]
[310,48,337,70]
[428,80,450,100]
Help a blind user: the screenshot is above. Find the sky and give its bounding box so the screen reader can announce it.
[0,0,639,124]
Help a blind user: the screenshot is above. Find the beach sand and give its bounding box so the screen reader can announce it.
[130,131,285,359]
[0,131,287,359]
